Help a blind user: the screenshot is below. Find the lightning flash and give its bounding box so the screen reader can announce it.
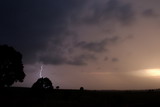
[40,65,43,78]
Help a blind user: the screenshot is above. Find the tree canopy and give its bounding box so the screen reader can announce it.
[32,77,53,90]
[0,45,25,87]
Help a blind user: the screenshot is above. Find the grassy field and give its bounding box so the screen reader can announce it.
[1,87,160,107]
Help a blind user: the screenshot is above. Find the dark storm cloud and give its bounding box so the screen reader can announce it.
[142,9,158,17]
[39,54,66,65]
[104,57,109,61]
[77,0,135,25]
[39,53,96,66]
[76,40,107,53]
[76,36,119,53]
[112,58,119,62]
[67,54,97,66]
[0,0,135,66]
[39,36,119,65]
[0,0,85,64]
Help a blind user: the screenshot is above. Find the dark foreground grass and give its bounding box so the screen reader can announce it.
[1,87,160,107]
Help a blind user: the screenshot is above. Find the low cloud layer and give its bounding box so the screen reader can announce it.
[76,36,119,53]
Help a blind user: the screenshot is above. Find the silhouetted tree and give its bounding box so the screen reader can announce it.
[0,45,25,87]
[32,77,54,90]
[80,87,84,91]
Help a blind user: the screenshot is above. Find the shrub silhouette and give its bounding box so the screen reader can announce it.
[0,45,25,87]
[56,86,60,89]
[32,77,54,90]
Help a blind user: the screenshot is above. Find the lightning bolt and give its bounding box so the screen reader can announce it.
[40,65,43,78]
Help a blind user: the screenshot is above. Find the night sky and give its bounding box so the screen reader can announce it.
[1,0,160,90]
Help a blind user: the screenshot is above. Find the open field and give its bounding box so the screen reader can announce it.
[1,87,160,107]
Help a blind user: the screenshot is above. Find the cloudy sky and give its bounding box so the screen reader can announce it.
[1,0,160,90]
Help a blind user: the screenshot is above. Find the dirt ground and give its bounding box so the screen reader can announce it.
[1,87,160,107]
